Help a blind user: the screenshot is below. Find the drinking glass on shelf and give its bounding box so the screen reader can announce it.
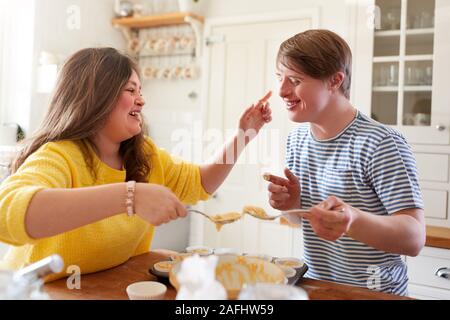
[373,67,381,86]
[413,12,433,29]
[405,66,415,85]
[387,64,398,86]
[380,66,389,86]
[415,68,425,85]
[384,8,400,30]
[405,66,426,86]
[425,66,433,85]
[414,113,431,126]
[403,113,415,126]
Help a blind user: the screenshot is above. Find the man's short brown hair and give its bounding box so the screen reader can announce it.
[277,29,352,99]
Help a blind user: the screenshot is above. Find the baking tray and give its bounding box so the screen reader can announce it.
[287,262,308,286]
[149,259,308,286]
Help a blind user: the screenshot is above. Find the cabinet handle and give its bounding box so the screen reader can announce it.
[435,267,450,280]
[436,125,446,131]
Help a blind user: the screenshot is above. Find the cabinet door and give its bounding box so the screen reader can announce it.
[354,0,450,145]
[408,284,450,299]
[401,0,450,144]
[194,15,316,257]
[406,246,450,299]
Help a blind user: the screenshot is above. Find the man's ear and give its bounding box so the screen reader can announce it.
[328,72,345,92]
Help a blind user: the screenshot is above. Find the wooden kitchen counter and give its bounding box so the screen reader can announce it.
[44,251,411,300]
[426,226,450,250]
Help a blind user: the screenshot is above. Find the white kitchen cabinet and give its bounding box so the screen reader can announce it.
[354,0,450,228]
[406,246,450,299]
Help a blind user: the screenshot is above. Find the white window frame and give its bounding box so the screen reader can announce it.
[0,0,35,133]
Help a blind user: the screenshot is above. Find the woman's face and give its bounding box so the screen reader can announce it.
[101,70,145,142]
[276,63,332,123]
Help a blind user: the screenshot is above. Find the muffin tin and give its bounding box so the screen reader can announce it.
[149,251,308,286]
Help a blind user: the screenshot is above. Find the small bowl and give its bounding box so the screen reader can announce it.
[214,248,239,255]
[274,257,304,269]
[186,245,213,256]
[152,260,175,278]
[154,261,175,272]
[169,252,194,263]
[280,266,297,279]
[126,281,167,300]
[242,253,273,262]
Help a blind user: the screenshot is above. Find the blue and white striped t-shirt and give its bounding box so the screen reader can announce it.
[286,111,424,296]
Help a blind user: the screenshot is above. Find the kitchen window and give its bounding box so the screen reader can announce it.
[0,0,35,132]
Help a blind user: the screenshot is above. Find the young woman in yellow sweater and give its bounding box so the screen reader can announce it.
[0,47,272,281]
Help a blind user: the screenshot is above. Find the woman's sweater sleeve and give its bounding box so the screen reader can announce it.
[157,149,210,205]
[0,143,72,246]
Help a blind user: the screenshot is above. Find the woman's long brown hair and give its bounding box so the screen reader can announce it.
[12,47,152,182]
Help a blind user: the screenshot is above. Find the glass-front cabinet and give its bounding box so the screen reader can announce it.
[354,0,450,229]
[357,0,450,145]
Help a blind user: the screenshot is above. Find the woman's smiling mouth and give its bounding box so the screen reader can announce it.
[128,110,140,116]
[128,110,141,121]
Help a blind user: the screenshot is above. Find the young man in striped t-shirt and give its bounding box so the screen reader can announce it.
[266,29,425,296]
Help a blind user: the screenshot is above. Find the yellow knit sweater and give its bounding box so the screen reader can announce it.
[0,138,209,281]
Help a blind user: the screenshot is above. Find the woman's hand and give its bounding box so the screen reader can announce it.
[302,196,356,241]
[238,91,272,143]
[265,168,301,211]
[198,91,273,195]
[134,183,187,226]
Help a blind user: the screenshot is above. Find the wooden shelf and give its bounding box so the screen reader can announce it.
[404,54,434,61]
[372,86,399,92]
[404,86,432,92]
[406,28,434,35]
[375,30,401,37]
[112,12,204,29]
[373,55,433,63]
[374,28,434,38]
[373,56,400,63]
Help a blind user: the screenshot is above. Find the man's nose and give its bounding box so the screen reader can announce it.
[278,78,292,98]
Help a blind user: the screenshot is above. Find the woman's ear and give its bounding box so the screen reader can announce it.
[328,72,345,92]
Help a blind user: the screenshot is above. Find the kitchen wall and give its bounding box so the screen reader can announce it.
[1,0,359,257]
[28,0,124,134]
